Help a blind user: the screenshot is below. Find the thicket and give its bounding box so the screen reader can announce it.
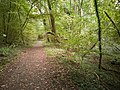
[0,0,40,47]
[0,0,120,89]
[0,0,120,69]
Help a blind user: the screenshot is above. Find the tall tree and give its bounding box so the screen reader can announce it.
[47,0,56,34]
[94,0,102,69]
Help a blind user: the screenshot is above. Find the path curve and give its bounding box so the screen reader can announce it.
[0,41,78,90]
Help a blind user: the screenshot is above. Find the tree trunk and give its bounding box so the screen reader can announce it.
[94,0,102,69]
[74,0,77,14]
[70,0,72,12]
[38,8,50,42]
[79,0,83,16]
[104,11,120,37]
[47,0,56,34]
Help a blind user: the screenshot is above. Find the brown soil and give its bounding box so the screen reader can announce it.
[0,41,78,90]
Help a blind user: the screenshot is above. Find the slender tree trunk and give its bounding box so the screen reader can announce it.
[70,0,72,12]
[78,0,80,15]
[94,0,102,69]
[74,0,77,14]
[3,14,6,35]
[38,8,50,42]
[80,0,83,16]
[47,0,56,34]
[104,11,120,37]
[22,0,38,29]
[2,13,6,44]
[6,0,11,31]
[22,6,33,29]
[21,0,38,44]
[5,0,12,44]
[38,8,47,30]
[78,0,83,16]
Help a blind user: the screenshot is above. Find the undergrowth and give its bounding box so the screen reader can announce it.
[0,47,21,70]
[58,57,120,90]
[44,42,120,90]
[43,42,65,57]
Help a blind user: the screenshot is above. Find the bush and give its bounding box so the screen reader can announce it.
[0,47,12,57]
[0,47,20,70]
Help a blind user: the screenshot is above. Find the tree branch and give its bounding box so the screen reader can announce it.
[104,11,120,37]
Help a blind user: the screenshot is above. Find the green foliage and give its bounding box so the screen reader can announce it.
[58,56,120,90]
[0,47,12,56]
[0,0,40,46]
[0,47,21,70]
[22,21,38,45]
[0,0,120,89]
[53,0,120,63]
[44,42,65,57]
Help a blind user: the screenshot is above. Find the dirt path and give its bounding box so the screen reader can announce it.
[0,41,78,90]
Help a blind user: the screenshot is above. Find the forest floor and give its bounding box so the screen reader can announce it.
[0,41,79,90]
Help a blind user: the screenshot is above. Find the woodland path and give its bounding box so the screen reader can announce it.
[0,41,78,90]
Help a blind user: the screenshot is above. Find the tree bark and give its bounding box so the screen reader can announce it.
[47,0,56,34]
[79,0,83,16]
[94,0,102,69]
[74,0,77,14]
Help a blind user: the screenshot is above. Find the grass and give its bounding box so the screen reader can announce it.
[44,42,120,90]
[44,42,65,57]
